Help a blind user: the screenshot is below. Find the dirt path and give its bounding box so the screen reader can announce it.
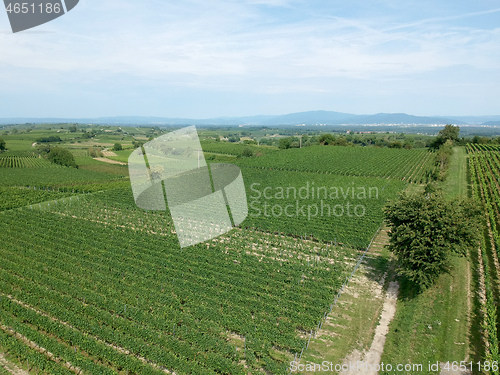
[358,280,399,375]
[339,227,400,375]
[298,227,396,375]
[0,352,29,375]
[93,157,127,165]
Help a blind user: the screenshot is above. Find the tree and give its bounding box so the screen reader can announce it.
[439,124,460,142]
[112,143,123,151]
[36,136,62,143]
[384,191,481,289]
[88,147,103,158]
[242,147,254,157]
[69,125,77,132]
[0,137,5,151]
[47,147,77,168]
[389,141,403,149]
[333,136,349,146]
[279,138,291,149]
[319,134,335,145]
[430,124,460,149]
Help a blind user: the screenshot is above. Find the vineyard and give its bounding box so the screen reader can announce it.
[0,135,437,374]
[237,145,437,183]
[0,190,358,374]
[0,155,58,168]
[241,168,406,249]
[467,143,500,370]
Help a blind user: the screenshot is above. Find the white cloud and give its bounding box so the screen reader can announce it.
[0,0,499,114]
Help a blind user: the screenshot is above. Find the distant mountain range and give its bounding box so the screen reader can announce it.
[1,111,500,126]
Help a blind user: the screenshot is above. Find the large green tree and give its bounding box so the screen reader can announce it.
[112,143,123,151]
[439,124,460,142]
[0,137,5,151]
[384,191,481,289]
[431,124,460,149]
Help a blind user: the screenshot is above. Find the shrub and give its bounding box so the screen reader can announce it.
[47,147,78,168]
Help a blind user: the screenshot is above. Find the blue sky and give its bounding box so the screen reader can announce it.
[0,0,499,118]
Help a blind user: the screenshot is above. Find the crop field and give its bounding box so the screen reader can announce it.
[0,155,56,169]
[237,145,437,183]
[468,143,500,366]
[0,130,452,375]
[0,188,358,374]
[240,168,406,249]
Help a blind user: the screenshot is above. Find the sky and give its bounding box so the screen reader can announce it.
[0,0,499,118]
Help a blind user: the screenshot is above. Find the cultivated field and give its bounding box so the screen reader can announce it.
[1,127,499,374]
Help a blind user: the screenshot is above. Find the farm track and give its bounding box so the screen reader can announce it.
[342,228,399,374]
[299,227,398,375]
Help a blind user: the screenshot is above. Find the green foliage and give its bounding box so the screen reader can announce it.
[201,142,275,157]
[385,192,482,289]
[279,137,292,149]
[0,137,5,151]
[439,124,460,142]
[0,186,72,211]
[69,125,77,132]
[112,142,123,151]
[275,137,302,149]
[433,140,454,181]
[132,140,143,149]
[319,134,335,145]
[82,130,92,139]
[36,135,62,143]
[389,141,403,149]
[430,124,460,149]
[47,147,78,168]
[88,146,103,158]
[242,147,254,157]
